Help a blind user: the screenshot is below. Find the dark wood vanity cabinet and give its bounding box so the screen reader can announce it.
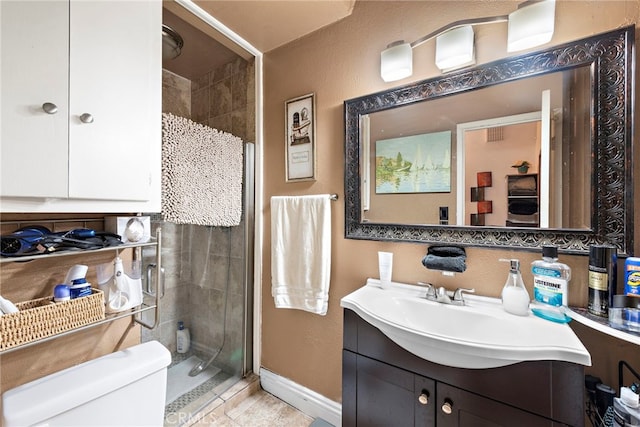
[343,309,585,427]
[345,352,436,426]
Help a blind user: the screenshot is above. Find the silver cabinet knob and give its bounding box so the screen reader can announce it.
[42,102,58,114]
[79,113,94,123]
[441,399,453,415]
[418,392,429,405]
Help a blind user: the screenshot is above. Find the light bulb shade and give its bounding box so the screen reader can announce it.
[381,41,413,82]
[435,26,475,72]
[508,0,555,52]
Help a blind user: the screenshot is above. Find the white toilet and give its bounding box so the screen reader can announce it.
[2,340,171,426]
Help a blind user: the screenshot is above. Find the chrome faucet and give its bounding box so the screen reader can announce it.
[419,282,475,306]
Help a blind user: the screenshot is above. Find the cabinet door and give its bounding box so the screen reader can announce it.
[0,0,69,198]
[436,383,554,427]
[356,355,435,427]
[68,0,161,201]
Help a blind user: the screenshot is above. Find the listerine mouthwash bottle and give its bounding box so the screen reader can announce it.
[531,245,571,307]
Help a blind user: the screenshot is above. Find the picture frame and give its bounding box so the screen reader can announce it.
[477,171,492,188]
[477,200,493,214]
[374,130,451,194]
[470,213,485,226]
[285,93,316,182]
[470,187,484,202]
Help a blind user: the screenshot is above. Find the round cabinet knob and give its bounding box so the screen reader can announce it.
[79,113,94,123]
[441,399,453,415]
[418,392,429,405]
[42,102,58,114]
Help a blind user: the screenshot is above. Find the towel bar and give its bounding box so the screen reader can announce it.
[272,194,338,201]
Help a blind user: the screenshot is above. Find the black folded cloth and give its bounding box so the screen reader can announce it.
[421,245,467,273]
[508,200,538,215]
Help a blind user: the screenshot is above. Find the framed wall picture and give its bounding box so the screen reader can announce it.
[477,171,492,188]
[285,93,316,182]
[470,187,484,202]
[477,200,493,214]
[375,130,451,194]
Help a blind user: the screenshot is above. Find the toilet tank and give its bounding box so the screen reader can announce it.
[2,340,171,426]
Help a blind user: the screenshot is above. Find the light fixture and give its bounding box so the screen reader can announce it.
[379,0,556,81]
[435,26,475,72]
[162,24,184,60]
[381,41,413,82]
[508,0,556,52]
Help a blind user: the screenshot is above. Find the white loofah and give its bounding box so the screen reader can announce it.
[161,113,243,227]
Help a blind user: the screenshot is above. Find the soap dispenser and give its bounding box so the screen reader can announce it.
[500,259,530,316]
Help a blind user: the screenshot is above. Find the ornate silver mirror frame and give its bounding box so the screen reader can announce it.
[344,26,634,256]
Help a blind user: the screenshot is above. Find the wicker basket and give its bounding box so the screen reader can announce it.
[0,289,105,350]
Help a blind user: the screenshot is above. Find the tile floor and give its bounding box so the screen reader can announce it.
[181,373,316,427]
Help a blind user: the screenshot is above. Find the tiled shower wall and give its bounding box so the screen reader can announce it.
[143,57,253,375]
[192,57,255,144]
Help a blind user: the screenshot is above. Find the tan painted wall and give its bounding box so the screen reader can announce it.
[262,1,640,402]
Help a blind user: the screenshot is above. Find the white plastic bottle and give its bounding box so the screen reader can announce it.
[176,321,190,354]
[501,259,530,316]
[531,245,571,307]
[0,295,19,314]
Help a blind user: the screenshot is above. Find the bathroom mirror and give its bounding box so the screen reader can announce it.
[344,26,634,255]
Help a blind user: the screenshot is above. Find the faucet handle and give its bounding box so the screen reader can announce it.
[453,287,475,303]
[418,282,437,298]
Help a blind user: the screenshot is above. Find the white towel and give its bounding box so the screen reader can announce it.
[271,195,332,315]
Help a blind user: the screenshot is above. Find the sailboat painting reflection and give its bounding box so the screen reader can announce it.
[375,130,451,194]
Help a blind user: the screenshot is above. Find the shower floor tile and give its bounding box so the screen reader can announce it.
[165,350,237,425]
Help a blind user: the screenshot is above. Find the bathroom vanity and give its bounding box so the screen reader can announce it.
[343,309,585,426]
[341,280,589,426]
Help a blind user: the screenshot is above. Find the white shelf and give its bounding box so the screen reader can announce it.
[567,307,640,346]
[0,303,157,355]
[0,239,158,264]
[0,228,163,354]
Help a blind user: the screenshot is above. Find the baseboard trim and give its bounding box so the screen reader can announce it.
[259,368,341,427]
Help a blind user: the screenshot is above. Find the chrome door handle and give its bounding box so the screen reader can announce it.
[145,263,165,298]
[79,113,94,123]
[145,263,156,294]
[42,102,58,114]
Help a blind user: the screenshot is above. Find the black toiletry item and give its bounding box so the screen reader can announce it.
[422,246,467,273]
[588,244,617,317]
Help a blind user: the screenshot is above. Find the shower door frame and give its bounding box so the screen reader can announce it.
[170,0,264,376]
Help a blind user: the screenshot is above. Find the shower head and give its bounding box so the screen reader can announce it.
[162,24,184,60]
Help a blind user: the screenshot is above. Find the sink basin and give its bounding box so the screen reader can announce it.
[340,279,591,369]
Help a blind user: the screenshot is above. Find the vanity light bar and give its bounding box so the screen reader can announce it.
[380,0,555,80]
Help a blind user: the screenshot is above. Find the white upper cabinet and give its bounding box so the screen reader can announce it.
[1,1,70,199]
[0,1,161,212]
